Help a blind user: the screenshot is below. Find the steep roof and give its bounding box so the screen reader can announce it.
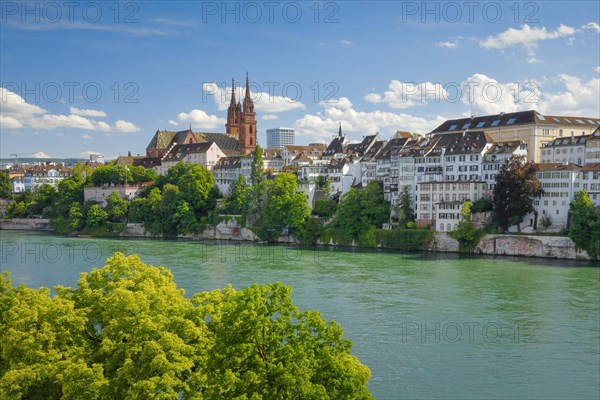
[431,110,600,134]
[485,141,527,156]
[323,137,347,157]
[376,137,411,160]
[146,129,240,154]
[535,163,581,172]
[132,157,161,168]
[162,142,217,162]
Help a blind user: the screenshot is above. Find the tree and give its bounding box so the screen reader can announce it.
[333,181,390,245]
[226,175,250,216]
[86,204,108,227]
[449,201,482,253]
[394,186,414,227]
[0,173,11,199]
[177,164,215,214]
[261,173,311,237]
[539,214,553,231]
[67,202,85,232]
[471,197,493,213]
[568,189,600,259]
[493,155,543,232]
[28,184,57,217]
[0,253,372,399]
[104,192,129,222]
[249,145,265,219]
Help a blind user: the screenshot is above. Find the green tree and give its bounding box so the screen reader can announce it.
[226,175,250,216]
[86,204,108,227]
[333,181,390,245]
[104,192,129,222]
[249,145,265,219]
[6,201,27,218]
[0,253,372,399]
[28,184,58,217]
[261,173,311,237]
[194,282,372,399]
[449,201,482,253]
[0,173,11,199]
[471,197,493,213]
[493,155,543,232]
[568,189,600,259]
[67,202,85,232]
[394,186,414,227]
[177,164,215,214]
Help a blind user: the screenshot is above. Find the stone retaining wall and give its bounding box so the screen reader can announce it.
[0,218,52,231]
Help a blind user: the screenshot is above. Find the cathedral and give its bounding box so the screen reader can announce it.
[145,73,257,159]
[226,73,257,155]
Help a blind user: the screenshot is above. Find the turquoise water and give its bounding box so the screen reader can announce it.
[1,230,599,400]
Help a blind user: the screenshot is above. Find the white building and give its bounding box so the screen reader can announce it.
[84,185,143,208]
[267,127,295,149]
[585,128,600,164]
[416,180,486,230]
[483,141,528,191]
[540,136,588,165]
[213,155,253,195]
[158,142,226,175]
[281,145,325,165]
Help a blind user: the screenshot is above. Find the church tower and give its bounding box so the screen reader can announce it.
[225,79,241,136]
[238,72,257,154]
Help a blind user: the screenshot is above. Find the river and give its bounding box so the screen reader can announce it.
[1,230,598,400]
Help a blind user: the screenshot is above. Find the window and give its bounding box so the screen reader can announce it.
[553,118,561,123]
[462,123,471,129]
[449,124,457,130]
[536,113,546,120]
[507,118,516,125]
[476,121,485,128]
[491,120,500,127]
[576,119,584,124]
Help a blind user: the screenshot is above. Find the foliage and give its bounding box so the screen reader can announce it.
[449,201,483,252]
[89,165,156,186]
[6,201,27,218]
[249,145,265,219]
[376,228,434,251]
[332,181,390,245]
[260,173,311,240]
[394,185,414,227]
[313,198,337,218]
[177,164,215,215]
[104,192,129,222]
[539,214,553,231]
[85,204,108,227]
[0,253,372,399]
[568,189,600,259]
[27,184,57,217]
[0,173,11,199]
[471,197,493,213]
[296,217,325,245]
[493,155,543,232]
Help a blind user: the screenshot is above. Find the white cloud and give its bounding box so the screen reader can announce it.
[81,134,92,139]
[294,101,445,142]
[1,87,46,116]
[320,97,353,110]
[0,87,140,133]
[582,22,600,33]
[203,82,306,113]
[69,107,107,118]
[365,81,449,109]
[0,115,23,129]
[536,74,600,116]
[114,120,141,133]
[174,109,226,129]
[80,150,103,157]
[262,114,278,120]
[527,57,542,64]
[595,66,600,73]
[479,24,576,50]
[31,152,50,158]
[460,73,539,115]
[436,40,459,49]
[340,40,353,46]
[168,119,179,126]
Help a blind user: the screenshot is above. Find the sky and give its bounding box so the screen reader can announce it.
[1,1,599,159]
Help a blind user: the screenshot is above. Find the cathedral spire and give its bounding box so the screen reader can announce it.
[338,122,342,138]
[229,78,236,106]
[243,71,253,109]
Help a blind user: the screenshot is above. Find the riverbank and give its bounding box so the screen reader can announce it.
[1,218,592,261]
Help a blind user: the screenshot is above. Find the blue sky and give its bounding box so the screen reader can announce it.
[1,1,599,159]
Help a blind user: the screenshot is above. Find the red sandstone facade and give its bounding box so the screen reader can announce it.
[226,73,257,155]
